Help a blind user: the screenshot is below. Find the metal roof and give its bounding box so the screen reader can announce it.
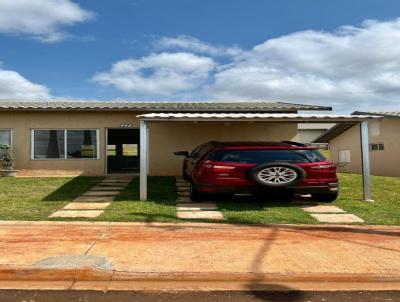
[353,111,400,119]
[313,111,400,143]
[138,113,381,122]
[298,123,335,130]
[0,100,331,112]
[312,123,357,143]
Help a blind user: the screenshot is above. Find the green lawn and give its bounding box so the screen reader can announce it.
[0,174,399,225]
[0,177,102,220]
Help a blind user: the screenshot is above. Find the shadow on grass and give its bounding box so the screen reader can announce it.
[114,176,177,205]
[42,176,103,202]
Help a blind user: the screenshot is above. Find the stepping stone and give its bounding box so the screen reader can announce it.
[177,203,218,211]
[49,210,104,218]
[176,187,190,192]
[176,183,190,188]
[97,182,128,187]
[302,205,346,213]
[74,196,115,202]
[178,192,190,197]
[62,202,111,210]
[176,197,192,203]
[83,191,120,196]
[90,186,125,191]
[310,214,364,223]
[101,179,131,184]
[177,211,224,220]
[105,176,133,179]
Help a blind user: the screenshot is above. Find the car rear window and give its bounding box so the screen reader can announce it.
[212,149,326,164]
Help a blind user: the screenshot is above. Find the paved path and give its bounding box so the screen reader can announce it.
[293,198,364,223]
[0,221,399,291]
[175,178,224,220]
[49,176,133,218]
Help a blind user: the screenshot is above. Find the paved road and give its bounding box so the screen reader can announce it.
[0,290,398,302]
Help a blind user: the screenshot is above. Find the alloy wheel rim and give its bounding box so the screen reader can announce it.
[257,166,297,184]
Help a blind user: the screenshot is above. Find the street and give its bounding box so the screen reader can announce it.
[0,290,398,302]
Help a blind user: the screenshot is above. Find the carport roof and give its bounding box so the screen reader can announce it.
[137,112,382,123]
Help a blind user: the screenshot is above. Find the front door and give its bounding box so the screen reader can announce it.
[106,129,140,174]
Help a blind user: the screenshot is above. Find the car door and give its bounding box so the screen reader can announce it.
[184,143,208,177]
[190,144,215,178]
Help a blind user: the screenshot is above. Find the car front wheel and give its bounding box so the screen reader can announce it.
[311,192,338,203]
[190,183,205,201]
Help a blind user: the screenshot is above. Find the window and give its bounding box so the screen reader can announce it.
[370,121,381,136]
[339,150,351,163]
[67,130,97,158]
[107,145,116,156]
[0,129,11,146]
[123,144,138,156]
[369,143,384,151]
[32,129,98,159]
[212,149,326,164]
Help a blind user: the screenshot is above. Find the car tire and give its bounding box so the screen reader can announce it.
[183,167,191,181]
[311,192,338,203]
[248,163,306,188]
[190,183,204,202]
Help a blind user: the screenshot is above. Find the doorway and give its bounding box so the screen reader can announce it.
[106,129,140,174]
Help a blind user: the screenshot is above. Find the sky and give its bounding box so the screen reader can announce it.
[1,0,400,112]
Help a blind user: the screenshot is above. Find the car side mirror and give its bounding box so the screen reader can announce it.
[174,151,189,157]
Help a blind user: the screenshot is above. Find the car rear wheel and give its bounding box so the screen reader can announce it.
[249,163,306,188]
[311,192,338,203]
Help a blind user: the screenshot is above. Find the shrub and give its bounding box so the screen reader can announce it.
[0,144,13,170]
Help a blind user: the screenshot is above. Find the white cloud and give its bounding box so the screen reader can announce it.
[0,0,94,42]
[209,19,400,111]
[92,52,215,96]
[155,35,243,57]
[0,68,51,99]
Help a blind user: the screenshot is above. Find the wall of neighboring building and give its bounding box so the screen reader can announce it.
[329,118,400,177]
[297,129,326,143]
[0,111,298,176]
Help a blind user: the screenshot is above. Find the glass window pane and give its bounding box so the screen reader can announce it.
[0,130,11,146]
[107,145,116,156]
[67,130,97,159]
[123,144,138,156]
[34,130,65,159]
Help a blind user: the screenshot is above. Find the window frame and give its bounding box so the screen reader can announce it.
[31,129,100,160]
[0,129,12,147]
[369,143,385,151]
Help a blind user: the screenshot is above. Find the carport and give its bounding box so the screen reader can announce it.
[137,113,382,202]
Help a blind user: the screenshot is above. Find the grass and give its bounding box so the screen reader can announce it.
[0,177,102,220]
[98,177,177,222]
[0,174,399,225]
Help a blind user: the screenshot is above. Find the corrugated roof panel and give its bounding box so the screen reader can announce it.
[137,113,381,120]
[0,100,331,112]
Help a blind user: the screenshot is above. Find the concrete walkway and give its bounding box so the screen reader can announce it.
[49,176,133,218]
[175,177,224,220]
[0,221,399,291]
[293,198,365,223]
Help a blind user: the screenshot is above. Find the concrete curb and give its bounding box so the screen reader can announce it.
[1,266,399,284]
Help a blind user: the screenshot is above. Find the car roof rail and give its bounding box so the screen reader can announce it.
[280,140,310,147]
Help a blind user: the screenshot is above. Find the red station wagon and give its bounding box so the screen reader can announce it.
[175,141,338,202]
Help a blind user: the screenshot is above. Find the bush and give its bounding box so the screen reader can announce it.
[0,144,13,170]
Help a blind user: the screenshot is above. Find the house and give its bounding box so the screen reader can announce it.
[297,123,335,144]
[313,111,400,177]
[0,100,331,176]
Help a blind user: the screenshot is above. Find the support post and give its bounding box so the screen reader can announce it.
[140,120,148,201]
[360,120,373,202]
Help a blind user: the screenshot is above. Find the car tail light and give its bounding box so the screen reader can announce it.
[310,163,336,170]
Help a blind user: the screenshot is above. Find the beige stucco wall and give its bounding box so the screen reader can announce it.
[329,118,400,177]
[148,122,298,175]
[0,111,298,176]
